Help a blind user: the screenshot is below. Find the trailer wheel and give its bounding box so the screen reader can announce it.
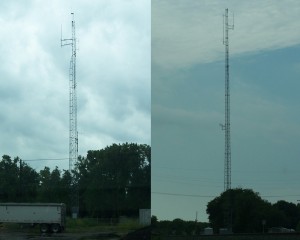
[51,224,61,233]
[40,223,49,233]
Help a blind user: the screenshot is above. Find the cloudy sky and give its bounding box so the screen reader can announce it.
[152,0,300,221]
[0,0,150,171]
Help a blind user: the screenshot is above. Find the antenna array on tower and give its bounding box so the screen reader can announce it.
[61,13,79,218]
[222,8,234,191]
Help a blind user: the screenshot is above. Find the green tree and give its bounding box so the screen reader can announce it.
[0,143,150,218]
[171,218,186,235]
[38,166,52,202]
[207,188,273,233]
[126,144,151,213]
[60,170,72,214]
[273,200,299,229]
[78,143,151,218]
[0,155,19,201]
[19,160,39,202]
[151,215,158,226]
[74,156,89,216]
[38,166,63,203]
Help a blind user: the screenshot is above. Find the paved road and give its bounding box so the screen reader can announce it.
[0,231,120,240]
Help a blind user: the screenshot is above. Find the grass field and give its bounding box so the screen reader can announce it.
[0,217,142,237]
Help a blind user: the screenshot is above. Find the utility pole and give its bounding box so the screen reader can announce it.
[19,159,23,200]
[61,13,79,218]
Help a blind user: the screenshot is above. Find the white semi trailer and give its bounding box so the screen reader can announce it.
[0,203,66,233]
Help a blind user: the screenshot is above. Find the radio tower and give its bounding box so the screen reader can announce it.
[61,13,79,218]
[222,8,234,191]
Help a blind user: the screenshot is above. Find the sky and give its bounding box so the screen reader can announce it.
[1,0,300,225]
[0,0,150,171]
[152,0,300,222]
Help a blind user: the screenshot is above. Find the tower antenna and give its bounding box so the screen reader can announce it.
[61,12,79,218]
[222,8,234,191]
[220,8,234,233]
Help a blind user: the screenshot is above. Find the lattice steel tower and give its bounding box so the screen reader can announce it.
[222,8,234,191]
[61,13,79,218]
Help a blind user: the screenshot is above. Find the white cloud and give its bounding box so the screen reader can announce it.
[152,0,300,70]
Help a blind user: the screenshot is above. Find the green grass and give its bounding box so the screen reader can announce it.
[0,222,40,233]
[0,217,145,238]
[65,217,142,235]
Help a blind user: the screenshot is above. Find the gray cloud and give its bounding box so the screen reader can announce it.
[0,0,150,170]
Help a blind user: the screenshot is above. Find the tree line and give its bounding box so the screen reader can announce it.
[0,143,150,218]
[151,216,210,236]
[152,189,300,236]
[207,188,300,233]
